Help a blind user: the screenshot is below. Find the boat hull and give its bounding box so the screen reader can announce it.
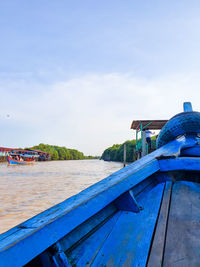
[6,156,34,165]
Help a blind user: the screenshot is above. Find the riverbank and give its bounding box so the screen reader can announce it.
[0,143,100,162]
[27,143,99,160]
[101,136,157,162]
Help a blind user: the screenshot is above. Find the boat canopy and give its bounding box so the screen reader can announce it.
[130,120,168,130]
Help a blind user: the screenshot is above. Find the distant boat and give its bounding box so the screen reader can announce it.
[6,154,35,165]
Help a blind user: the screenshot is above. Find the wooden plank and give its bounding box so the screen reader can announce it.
[147,181,172,267]
[159,157,200,172]
[90,183,165,267]
[131,176,156,197]
[59,204,116,252]
[66,212,121,267]
[163,181,200,266]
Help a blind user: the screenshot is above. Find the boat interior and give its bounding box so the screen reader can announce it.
[26,169,200,267]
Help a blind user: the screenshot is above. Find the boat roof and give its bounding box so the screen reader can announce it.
[0,147,47,155]
[0,147,14,152]
[25,148,50,155]
[130,120,168,130]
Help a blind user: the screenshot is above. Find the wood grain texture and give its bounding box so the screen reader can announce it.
[163,181,200,267]
[66,212,121,267]
[147,181,172,267]
[90,183,165,267]
[59,204,116,252]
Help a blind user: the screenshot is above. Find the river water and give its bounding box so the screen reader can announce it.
[0,159,122,234]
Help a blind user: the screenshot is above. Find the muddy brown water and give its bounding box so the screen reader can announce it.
[0,159,122,234]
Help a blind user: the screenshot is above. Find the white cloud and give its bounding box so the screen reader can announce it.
[1,72,200,155]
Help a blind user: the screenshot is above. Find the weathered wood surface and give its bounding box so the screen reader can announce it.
[66,212,121,267]
[163,181,200,266]
[59,204,117,252]
[147,181,172,267]
[131,176,156,197]
[90,183,165,267]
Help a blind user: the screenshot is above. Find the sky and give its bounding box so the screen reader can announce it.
[1,1,200,155]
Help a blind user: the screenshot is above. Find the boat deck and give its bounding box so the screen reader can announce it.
[56,180,200,267]
[149,181,200,267]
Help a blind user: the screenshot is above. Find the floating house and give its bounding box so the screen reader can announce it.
[0,147,51,162]
[25,149,51,161]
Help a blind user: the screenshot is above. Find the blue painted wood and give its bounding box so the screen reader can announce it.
[157,135,197,158]
[90,183,165,267]
[147,181,172,266]
[131,176,156,197]
[181,145,200,156]
[0,136,195,266]
[163,181,200,266]
[59,204,116,252]
[66,212,121,267]
[34,245,71,267]
[50,243,71,267]
[159,157,200,171]
[154,173,173,183]
[184,102,193,112]
[115,190,141,212]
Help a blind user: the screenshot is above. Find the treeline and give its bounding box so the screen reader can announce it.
[27,144,99,161]
[101,137,157,162]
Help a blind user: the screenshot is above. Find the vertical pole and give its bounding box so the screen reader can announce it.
[141,130,146,157]
[183,102,193,112]
[123,143,127,167]
[133,147,135,162]
[136,129,138,152]
[135,129,138,160]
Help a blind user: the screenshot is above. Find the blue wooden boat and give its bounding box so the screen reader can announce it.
[6,155,35,165]
[1,102,200,266]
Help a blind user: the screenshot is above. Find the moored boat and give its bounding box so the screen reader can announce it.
[1,102,200,266]
[6,155,35,165]
[6,149,37,165]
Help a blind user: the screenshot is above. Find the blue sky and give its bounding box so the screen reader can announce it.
[1,1,200,155]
